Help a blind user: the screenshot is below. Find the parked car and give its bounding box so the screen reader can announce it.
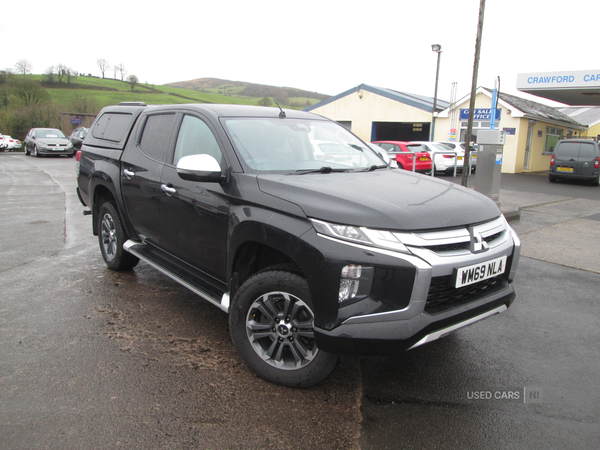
[371,140,432,173]
[436,141,477,172]
[76,103,521,387]
[68,127,89,150]
[24,128,75,157]
[408,141,462,174]
[549,139,600,185]
[0,135,22,151]
[368,143,398,168]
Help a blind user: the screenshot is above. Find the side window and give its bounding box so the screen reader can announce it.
[92,112,135,143]
[173,115,222,165]
[139,113,177,161]
[379,143,394,152]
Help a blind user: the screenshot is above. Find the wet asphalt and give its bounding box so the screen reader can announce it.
[1,153,599,449]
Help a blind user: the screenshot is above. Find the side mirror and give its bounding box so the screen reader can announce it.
[176,154,224,182]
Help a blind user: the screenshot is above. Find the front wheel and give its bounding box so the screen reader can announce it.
[229,270,338,388]
[98,202,139,270]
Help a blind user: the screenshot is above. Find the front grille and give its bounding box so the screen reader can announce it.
[424,242,469,252]
[484,232,502,243]
[425,274,504,312]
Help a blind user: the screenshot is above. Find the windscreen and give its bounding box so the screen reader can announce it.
[222,118,385,172]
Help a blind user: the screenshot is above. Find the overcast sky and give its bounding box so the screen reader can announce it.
[5,0,598,106]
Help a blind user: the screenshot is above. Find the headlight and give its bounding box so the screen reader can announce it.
[310,219,410,254]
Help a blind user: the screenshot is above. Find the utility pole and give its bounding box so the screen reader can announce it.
[462,0,486,187]
[430,45,442,141]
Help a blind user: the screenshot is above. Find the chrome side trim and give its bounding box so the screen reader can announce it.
[124,240,229,313]
[407,304,507,350]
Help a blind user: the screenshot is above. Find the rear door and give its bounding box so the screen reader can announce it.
[554,141,582,174]
[576,141,597,177]
[121,112,177,245]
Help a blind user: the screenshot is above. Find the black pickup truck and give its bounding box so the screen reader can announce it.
[76,102,521,387]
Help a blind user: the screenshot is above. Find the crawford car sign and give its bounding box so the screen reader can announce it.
[517,70,600,89]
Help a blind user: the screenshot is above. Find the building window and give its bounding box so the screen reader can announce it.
[544,127,563,153]
[459,120,499,142]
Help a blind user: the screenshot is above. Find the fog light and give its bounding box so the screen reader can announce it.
[339,265,363,303]
[339,279,360,303]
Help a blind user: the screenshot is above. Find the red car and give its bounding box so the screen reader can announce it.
[371,141,432,173]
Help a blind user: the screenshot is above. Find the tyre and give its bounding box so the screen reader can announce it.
[549,174,557,183]
[98,202,139,270]
[34,145,40,157]
[229,270,338,387]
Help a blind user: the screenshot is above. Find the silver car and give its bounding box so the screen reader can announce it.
[24,128,75,157]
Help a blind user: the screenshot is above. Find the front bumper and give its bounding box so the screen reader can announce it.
[37,147,74,156]
[311,217,520,355]
[315,281,514,355]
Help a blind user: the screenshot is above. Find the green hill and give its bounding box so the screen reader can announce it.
[165,77,330,109]
[38,75,329,110]
[0,73,331,140]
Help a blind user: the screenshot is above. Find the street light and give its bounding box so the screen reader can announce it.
[430,44,442,142]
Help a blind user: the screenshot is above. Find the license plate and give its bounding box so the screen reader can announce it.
[419,157,428,161]
[457,156,463,160]
[455,255,507,288]
[557,167,573,172]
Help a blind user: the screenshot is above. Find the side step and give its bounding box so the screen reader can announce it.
[123,240,230,313]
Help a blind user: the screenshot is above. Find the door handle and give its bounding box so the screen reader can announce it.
[123,169,135,178]
[161,184,177,195]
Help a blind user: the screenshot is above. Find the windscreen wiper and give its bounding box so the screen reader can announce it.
[363,164,388,171]
[295,166,349,175]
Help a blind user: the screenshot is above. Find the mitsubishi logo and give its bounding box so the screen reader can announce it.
[469,228,489,253]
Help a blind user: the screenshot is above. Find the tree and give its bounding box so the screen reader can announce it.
[69,93,99,114]
[13,79,50,106]
[14,60,32,78]
[97,59,110,78]
[44,66,56,83]
[127,75,139,92]
[257,97,272,107]
[115,63,126,81]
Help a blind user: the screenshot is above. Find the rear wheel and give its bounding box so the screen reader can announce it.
[229,270,338,387]
[98,202,139,270]
[549,174,557,183]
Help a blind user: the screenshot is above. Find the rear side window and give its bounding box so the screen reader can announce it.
[92,113,134,143]
[138,113,177,161]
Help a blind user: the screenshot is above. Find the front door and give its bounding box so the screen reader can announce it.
[159,114,229,282]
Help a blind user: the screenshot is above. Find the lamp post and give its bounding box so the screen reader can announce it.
[430,44,442,142]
